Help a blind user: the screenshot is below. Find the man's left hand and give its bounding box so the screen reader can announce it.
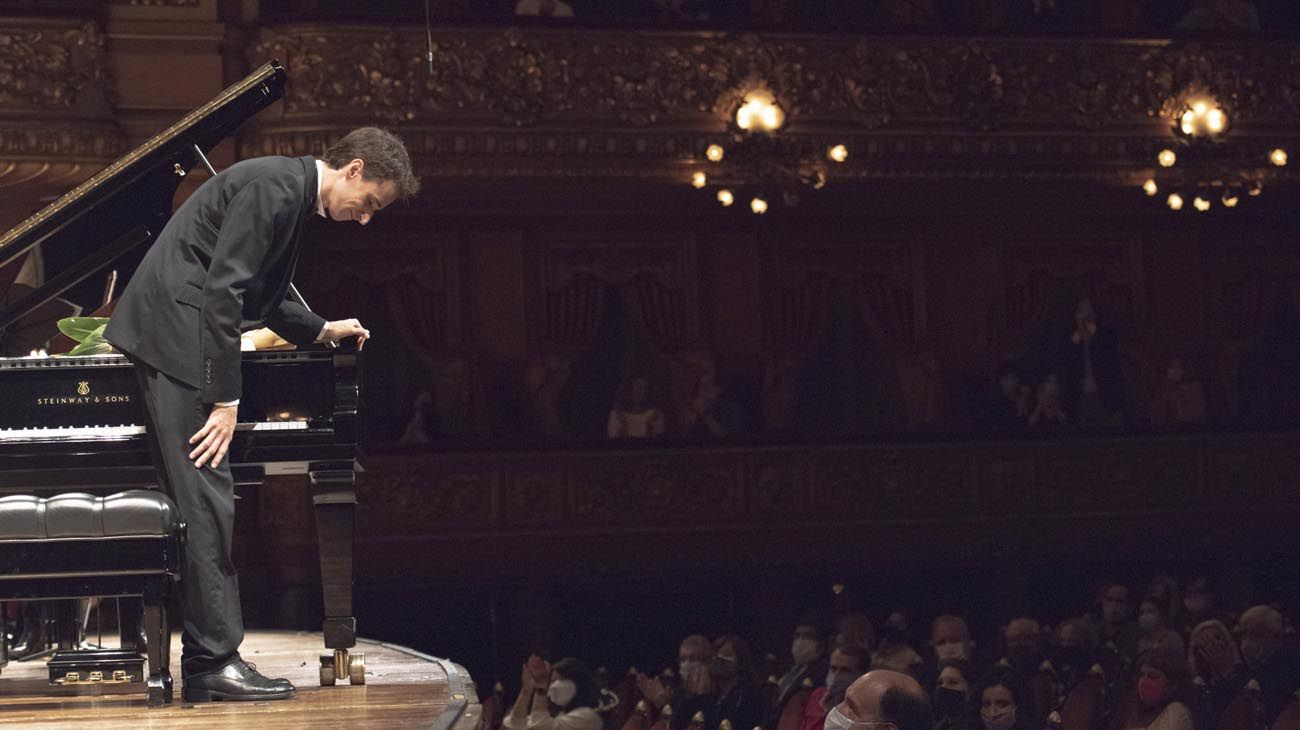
[189,403,238,469]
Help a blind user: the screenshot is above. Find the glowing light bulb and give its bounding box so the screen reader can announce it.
[706,144,724,162]
[1193,100,1208,115]
[750,197,768,215]
[1167,193,1184,210]
[1158,149,1177,168]
[1270,148,1288,167]
[1206,108,1227,133]
[735,106,754,131]
[828,144,848,163]
[691,171,707,189]
[1180,110,1196,136]
[1222,192,1239,208]
[1142,179,1158,196]
[716,189,734,206]
[759,103,784,131]
[1193,196,1210,212]
[1249,181,1264,196]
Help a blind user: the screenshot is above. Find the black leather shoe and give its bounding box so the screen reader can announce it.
[182,659,295,702]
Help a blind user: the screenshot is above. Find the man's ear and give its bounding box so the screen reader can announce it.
[349,158,365,177]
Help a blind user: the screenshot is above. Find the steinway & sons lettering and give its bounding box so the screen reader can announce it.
[35,381,131,406]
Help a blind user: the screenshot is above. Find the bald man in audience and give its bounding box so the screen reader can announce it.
[1239,604,1300,723]
[824,670,932,730]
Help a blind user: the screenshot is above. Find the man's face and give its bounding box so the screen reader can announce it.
[931,620,969,660]
[1102,586,1130,624]
[829,649,861,674]
[1005,620,1041,658]
[1057,623,1084,649]
[679,641,710,664]
[326,159,398,225]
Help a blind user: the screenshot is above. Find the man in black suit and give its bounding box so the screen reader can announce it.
[104,127,419,702]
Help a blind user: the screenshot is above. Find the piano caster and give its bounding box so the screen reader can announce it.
[146,669,173,707]
[319,649,365,686]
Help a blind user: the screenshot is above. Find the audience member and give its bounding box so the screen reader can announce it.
[1188,620,1253,729]
[1239,604,1300,723]
[608,376,666,438]
[1050,618,1099,697]
[1065,298,1127,427]
[833,613,876,652]
[1028,373,1067,428]
[770,616,829,729]
[827,670,931,730]
[1177,575,1233,635]
[872,621,925,678]
[505,655,603,730]
[1148,358,1207,426]
[692,634,763,730]
[637,634,712,714]
[932,659,974,730]
[973,672,1034,730]
[801,644,869,730]
[680,369,744,438]
[985,362,1031,430]
[1111,646,1194,730]
[1146,576,1183,629]
[1000,618,1045,678]
[1096,582,1140,668]
[926,616,977,689]
[1137,595,1176,656]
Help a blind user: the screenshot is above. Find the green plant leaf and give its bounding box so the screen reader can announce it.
[65,338,114,356]
[57,316,111,343]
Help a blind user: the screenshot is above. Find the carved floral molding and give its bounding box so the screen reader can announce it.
[243,24,1300,182]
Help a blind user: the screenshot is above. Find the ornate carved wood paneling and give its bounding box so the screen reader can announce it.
[354,430,1300,581]
[241,25,1300,184]
[0,18,123,199]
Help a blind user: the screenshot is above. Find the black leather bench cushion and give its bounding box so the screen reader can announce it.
[0,490,179,540]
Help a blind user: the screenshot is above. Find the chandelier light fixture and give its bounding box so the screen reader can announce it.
[1143,92,1287,212]
[689,87,848,214]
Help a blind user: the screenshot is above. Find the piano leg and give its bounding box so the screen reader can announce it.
[309,465,364,686]
[142,584,172,706]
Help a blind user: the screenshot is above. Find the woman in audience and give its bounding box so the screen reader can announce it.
[932,659,974,730]
[1109,646,1194,730]
[973,672,1034,730]
[706,634,763,730]
[1137,595,1180,656]
[607,375,666,438]
[506,655,603,730]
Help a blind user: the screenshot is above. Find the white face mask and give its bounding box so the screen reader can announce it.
[824,705,854,730]
[548,678,577,707]
[935,641,967,662]
[792,637,820,666]
[981,706,1016,730]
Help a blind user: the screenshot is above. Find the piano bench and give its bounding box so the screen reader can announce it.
[0,490,183,707]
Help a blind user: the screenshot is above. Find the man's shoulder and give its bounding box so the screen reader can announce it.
[224,155,311,187]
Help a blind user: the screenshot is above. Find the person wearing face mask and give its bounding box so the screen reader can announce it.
[973,672,1033,730]
[1176,576,1232,637]
[770,617,829,730]
[1136,596,1182,658]
[824,669,931,730]
[505,656,603,730]
[636,634,714,715]
[1095,581,1140,673]
[698,635,763,730]
[931,659,973,730]
[801,645,869,730]
[924,616,976,692]
[1111,646,1193,730]
[1238,604,1300,724]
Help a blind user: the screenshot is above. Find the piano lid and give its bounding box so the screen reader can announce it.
[0,60,287,333]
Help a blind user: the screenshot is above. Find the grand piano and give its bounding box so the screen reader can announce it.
[0,61,365,686]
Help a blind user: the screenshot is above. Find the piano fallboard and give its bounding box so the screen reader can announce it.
[0,349,358,491]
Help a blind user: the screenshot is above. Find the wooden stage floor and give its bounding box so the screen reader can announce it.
[0,630,482,729]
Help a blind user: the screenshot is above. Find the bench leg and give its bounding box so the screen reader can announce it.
[143,596,172,707]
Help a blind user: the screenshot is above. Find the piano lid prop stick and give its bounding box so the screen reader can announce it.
[191,144,219,178]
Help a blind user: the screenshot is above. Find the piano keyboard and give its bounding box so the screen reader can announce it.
[0,421,309,441]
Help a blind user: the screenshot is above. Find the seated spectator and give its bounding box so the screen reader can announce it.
[1051,619,1100,699]
[926,616,977,689]
[505,655,603,730]
[1146,576,1183,630]
[681,369,745,438]
[1137,595,1178,656]
[1239,604,1300,723]
[1028,373,1067,428]
[677,634,763,730]
[872,621,924,678]
[1110,646,1194,730]
[608,376,666,439]
[1178,575,1233,635]
[637,634,712,714]
[1189,620,1254,729]
[985,361,1031,430]
[769,616,829,730]
[1148,358,1207,427]
[827,670,931,730]
[973,671,1035,730]
[1095,581,1140,671]
[1065,298,1127,427]
[833,612,876,652]
[801,644,870,730]
[932,659,974,730]
[1000,617,1046,678]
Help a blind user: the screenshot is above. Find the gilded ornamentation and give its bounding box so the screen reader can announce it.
[0,21,111,110]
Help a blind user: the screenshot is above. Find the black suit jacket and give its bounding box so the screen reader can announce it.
[105,155,327,403]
